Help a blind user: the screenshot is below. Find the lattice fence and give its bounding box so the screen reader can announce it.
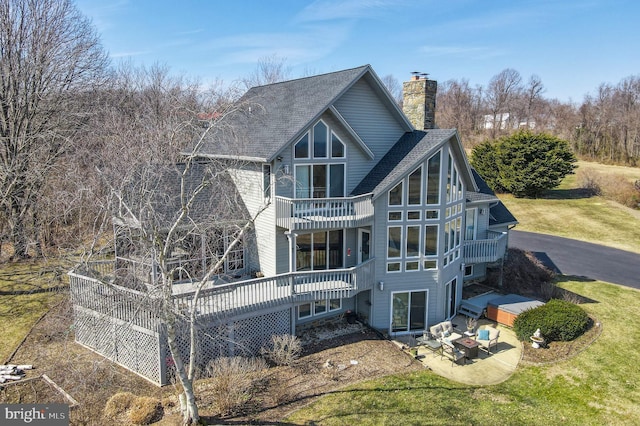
[161,308,291,384]
[73,305,162,384]
[71,273,293,385]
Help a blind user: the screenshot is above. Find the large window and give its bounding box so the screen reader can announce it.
[385,150,443,273]
[313,121,328,158]
[424,225,438,256]
[446,150,464,203]
[295,164,345,198]
[388,182,403,206]
[387,226,402,258]
[294,120,346,199]
[296,230,344,271]
[443,205,462,267]
[426,151,441,205]
[408,166,422,205]
[465,208,477,240]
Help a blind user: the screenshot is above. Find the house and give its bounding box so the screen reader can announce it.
[69,65,516,385]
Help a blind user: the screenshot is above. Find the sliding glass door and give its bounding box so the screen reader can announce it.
[391,290,428,333]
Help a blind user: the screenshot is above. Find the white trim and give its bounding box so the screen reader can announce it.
[407,165,423,206]
[389,289,430,335]
[357,229,371,264]
[294,131,311,159]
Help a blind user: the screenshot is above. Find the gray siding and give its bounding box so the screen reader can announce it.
[230,163,277,276]
[275,227,290,274]
[334,78,407,187]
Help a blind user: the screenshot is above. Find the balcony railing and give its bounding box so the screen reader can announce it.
[463,230,508,264]
[275,194,374,230]
[70,258,375,320]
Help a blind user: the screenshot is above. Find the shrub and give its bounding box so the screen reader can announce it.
[261,334,302,366]
[104,393,163,425]
[128,396,163,425]
[513,299,590,342]
[203,356,267,416]
[576,168,601,195]
[576,168,640,208]
[103,392,135,419]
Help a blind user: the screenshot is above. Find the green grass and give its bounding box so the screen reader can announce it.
[286,279,640,425]
[0,261,66,362]
[500,162,640,254]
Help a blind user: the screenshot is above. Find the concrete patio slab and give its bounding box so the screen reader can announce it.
[395,316,522,385]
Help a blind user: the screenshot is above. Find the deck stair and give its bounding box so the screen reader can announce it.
[458,300,484,319]
[458,291,498,319]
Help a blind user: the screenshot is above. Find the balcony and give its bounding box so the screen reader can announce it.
[463,230,508,264]
[69,258,375,320]
[275,194,374,231]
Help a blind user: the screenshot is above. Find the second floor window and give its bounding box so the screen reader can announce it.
[294,119,346,198]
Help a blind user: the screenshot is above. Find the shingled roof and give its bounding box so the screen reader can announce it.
[195,65,373,162]
[471,169,518,227]
[352,129,454,197]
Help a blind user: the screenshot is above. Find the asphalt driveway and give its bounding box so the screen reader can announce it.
[509,230,640,290]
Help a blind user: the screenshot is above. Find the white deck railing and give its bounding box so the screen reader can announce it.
[70,258,375,320]
[275,194,374,231]
[463,231,508,264]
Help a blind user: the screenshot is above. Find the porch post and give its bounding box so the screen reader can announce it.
[285,231,297,295]
[284,231,297,273]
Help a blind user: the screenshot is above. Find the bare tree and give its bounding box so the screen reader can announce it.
[381,74,403,105]
[436,79,483,145]
[76,66,269,423]
[0,0,109,259]
[521,74,545,129]
[485,68,523,138]
[104,129,267,424]
[242,54,291,89]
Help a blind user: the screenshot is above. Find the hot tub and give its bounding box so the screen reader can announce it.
[486,294,544,327]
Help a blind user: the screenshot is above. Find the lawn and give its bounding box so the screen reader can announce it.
[500,161,640,254]
[0,261,67,362]
[286,278,640,425]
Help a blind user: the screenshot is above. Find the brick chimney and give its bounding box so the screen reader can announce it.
[402,74,437,130]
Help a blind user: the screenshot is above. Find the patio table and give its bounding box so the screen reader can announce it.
[417,336,442,356]
[453,337,480,359]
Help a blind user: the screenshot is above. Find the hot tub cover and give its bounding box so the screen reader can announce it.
[487,294,544,315]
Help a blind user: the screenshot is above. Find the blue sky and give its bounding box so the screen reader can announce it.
[75,0,640,102]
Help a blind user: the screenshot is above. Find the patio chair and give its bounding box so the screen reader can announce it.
[475,326,500,354]
[440,340,465,366]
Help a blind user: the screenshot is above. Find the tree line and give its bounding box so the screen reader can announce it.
[434,69,640,166]
[2,0,639,262]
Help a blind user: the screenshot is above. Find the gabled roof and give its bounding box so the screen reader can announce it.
[471,169,518,227]
[352,129,477,199]
[193,65,412,162]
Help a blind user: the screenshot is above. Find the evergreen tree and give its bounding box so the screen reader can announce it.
[472,131,577,198]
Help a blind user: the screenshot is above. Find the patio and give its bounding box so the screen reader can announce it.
[394,315,522,385]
